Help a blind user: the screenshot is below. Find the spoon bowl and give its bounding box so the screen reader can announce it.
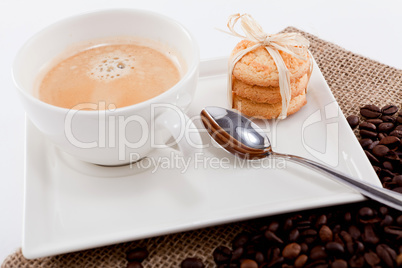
[200,107,269,159]
[201,106,402,211]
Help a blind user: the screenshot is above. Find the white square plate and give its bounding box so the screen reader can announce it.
[22,57,380,259]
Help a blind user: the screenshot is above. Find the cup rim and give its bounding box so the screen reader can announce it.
[12,8,200,115]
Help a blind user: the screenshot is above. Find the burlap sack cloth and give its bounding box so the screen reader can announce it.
[2,27,401,268]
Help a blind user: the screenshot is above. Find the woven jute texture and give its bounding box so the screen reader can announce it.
[2,27,401,268]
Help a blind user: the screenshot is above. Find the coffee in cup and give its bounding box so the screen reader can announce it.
[37,39,183,110]
[13,9,201,166]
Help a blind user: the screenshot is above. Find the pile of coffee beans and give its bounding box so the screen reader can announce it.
[152,104,402,268]
[209,201,402,268]
[206,104,401,268]
[181,257,206,268]
[347,104,402,193]
[126,247,149,268]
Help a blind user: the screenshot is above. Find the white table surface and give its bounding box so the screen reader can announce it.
[1,0,401,263]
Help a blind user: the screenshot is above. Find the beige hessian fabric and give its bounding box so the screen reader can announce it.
[2,27,401,268]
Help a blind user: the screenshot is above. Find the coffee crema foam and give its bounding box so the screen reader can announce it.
[38,43,181,110]
[88,50,136,81]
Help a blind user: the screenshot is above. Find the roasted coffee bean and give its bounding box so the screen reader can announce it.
[282,243,301,259]
[319,225,333,242]
[316,214,328,226]
[339,231,354,255]
[264,230,283,244]
[231,247,243,261]
[383,161,394,171]
[381,215,394,226]
[381,176,391,185]
[396,125,402,131]
[301,229,317,237]
[347,115,359,129]
[300,242,309,254]
[254,251,264,264]
[232,232,249,249]
[364,251,381,266]
[267,247,284,266]
[302,229,317,244]
[333,233,345,248]
[249,234,263,244]
[384,150,399,161]
[381,105,398,116]
[396,215,402,226]
[126,248,149,262]
[360,129,378,139]
[373,165,382,175]
[359,138,373,148]
[365,150,381,165]
[355,241,365,254]
[393,175,402,186]
[289,228,300,241]
[379,136,400,149]
[181,258,205,268]
[359,121,377,131]
[378,133,387,140]
[331,259,347,268]
[367,118,383,125]
[389,130,402,138]
[362,225,380,244]
[213,246,232,264]
[297,220,312,230]
[381,168,395,179]
[384,226,402,238]
[127,261,143,268]
[240,259,258,268]
[361,104,382,118]
[268,221,280,232]
[397,113,402,124]
[378,122,395,133]
[332,224,341,234]
[359,207,374,219]
[283,218,293,231]
[267,256,284,267]
[382,115,396,123]
[348,225,361,240]
[310,246,327,260]
[325,242,344,255]
[376,244,397,267]
[367,140,380,150]
[372,145,390,158]
[348,254,365,268]
[379,206,389,216]
[294,254,308,268]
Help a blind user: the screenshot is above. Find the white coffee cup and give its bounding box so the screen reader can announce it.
[13,9,202,166]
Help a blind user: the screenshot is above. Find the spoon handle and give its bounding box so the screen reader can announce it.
[272,153,402,211]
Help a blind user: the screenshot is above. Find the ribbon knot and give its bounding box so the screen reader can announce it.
[222,13,312,119]
[262,36,271,47]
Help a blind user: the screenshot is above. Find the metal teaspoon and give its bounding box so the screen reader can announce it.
[200,106,402,211]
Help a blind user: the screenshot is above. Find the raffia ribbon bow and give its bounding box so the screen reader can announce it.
[224,14,311,119]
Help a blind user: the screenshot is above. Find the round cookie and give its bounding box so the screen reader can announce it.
[232,73,308,104]
[231,40,311,87]
[232,93,307,119]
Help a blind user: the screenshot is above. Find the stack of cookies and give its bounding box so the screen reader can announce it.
[231,40,311,119]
